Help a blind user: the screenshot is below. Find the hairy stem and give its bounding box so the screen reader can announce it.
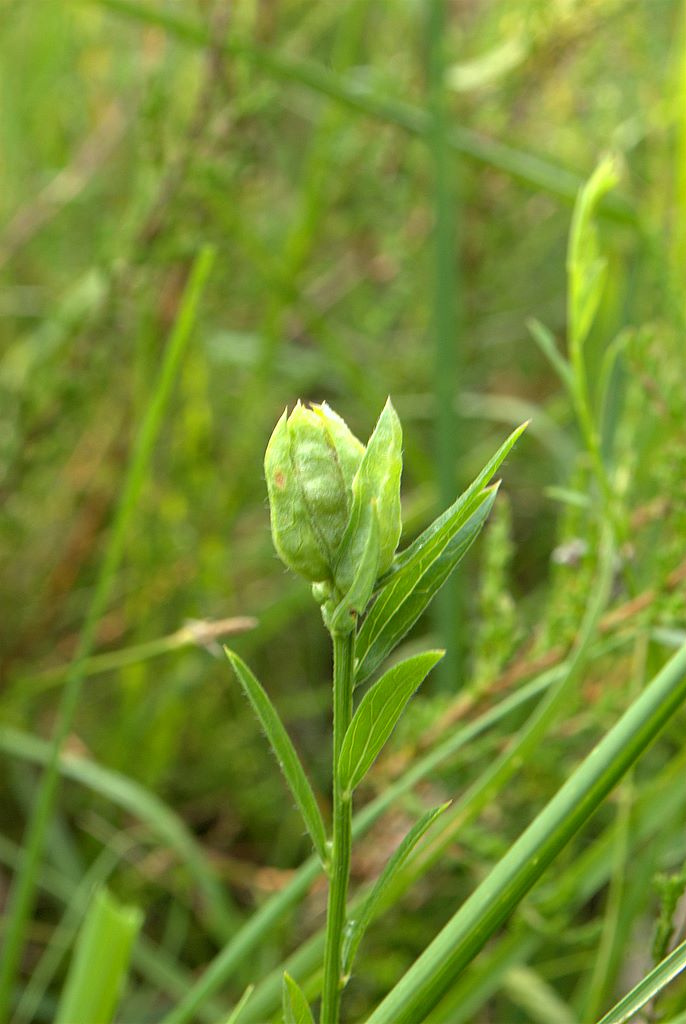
[320,631,355,1024]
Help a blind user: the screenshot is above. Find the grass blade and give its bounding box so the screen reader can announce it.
[225,649,328,868]
[339,651,444,795]
[342,802,450,980]
[282,972,315,1024]
[0,246,216,1017]
[223,985,255,1024]
[366,642,686,1024]
[595,937,686,1024]
[55,887,142,1024]
[0,725,236,942]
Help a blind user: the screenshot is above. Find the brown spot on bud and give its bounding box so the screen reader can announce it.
[274,471,285,489]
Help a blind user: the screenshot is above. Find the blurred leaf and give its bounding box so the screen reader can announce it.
[448,36,528,92]
[338,651,444,794]
[225,649,328,868]
[282,972,315,1024]
[568,155,620,354]
[0,725,235,942]
[55,887,142,1024]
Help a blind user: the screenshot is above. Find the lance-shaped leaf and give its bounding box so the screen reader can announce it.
[326,501,380,635]
[225,650,328,868]
[354,421,526,685]
[282,972,315,1024]
[334,399,402,593]
[355,488,494,685]
[342,802,450,981]
[338,651,444,795]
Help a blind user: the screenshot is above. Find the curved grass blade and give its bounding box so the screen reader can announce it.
[0,725,236,942]
[282,972,315,1024]
[225,649,328,868]
[595,937,686,1024]
[355,488,496,685]
[339,651,444,795]
[366,642,686,1024]
[342,802,450,981]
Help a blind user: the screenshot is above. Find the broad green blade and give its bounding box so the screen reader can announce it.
[282,972,315,1024]
[595,937,686,1024]
[366,643,686,1024]
[55,887,142,1024]
[225,649,328,868]
[338,651,444,794]
[355,488,496,684]
[342,803,450,979]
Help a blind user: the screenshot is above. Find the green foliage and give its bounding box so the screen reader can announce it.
[3,2,686,1022]
[338,651,445,795]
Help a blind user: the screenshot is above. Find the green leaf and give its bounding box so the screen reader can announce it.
[225,650,328,868]
[594,937,686,1024]
[568,155,620,353]
[335,398,402,592]
[282,972,315,1024]
[338,651,444,794]
[342,803,450,980]
[355,421,526,684]
[355,487,495,684]
[366,642,686,1024]
[55,887,142,1024]
[326,501,380,635]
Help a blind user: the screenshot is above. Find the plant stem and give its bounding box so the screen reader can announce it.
[320,631,355,1024]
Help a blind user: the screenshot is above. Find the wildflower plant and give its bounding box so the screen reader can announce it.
[227,397,526,1023]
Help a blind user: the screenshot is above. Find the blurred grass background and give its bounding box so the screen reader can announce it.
[2,0,686,1021]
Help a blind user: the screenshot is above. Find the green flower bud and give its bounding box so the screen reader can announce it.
[264,401,364,584]
[265,398,403,630]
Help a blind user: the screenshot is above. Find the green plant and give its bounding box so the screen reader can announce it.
[227,398,525,1024]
